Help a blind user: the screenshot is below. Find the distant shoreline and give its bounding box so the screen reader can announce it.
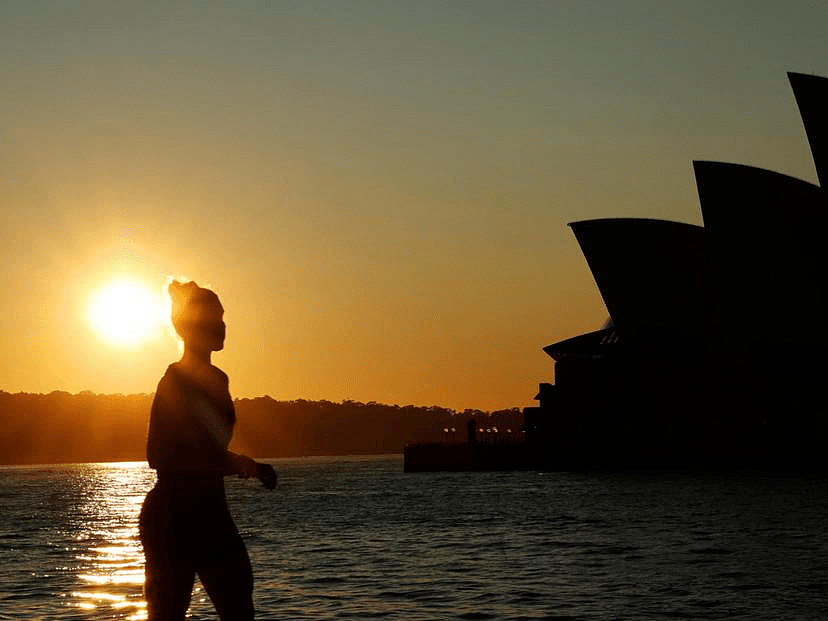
[0,391,521,466]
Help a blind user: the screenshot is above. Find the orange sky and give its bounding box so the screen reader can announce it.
[1,2,826,410]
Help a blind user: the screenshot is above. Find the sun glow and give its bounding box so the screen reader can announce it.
[85,278,165,347]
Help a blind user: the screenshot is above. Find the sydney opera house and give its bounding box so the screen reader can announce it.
[523,72,828,470]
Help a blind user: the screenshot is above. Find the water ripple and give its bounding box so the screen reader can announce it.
[1,458,828,619]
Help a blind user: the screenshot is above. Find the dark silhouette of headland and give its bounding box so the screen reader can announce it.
[405,71,828,473]
[0,389,518,465]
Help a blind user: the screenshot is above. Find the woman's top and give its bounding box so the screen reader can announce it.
[146,362,237,478]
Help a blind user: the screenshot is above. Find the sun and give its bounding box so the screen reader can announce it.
[85,277,165,347]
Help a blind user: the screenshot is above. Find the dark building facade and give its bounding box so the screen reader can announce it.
[525,72,828,469]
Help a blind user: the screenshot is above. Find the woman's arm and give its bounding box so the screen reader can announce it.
[146,371,186,470]
[225,450,278,489]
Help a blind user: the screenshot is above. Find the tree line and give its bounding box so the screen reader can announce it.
[0,390,523,465]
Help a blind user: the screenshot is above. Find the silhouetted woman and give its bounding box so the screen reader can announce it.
[139,280,276,621]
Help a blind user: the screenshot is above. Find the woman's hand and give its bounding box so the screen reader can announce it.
[227,451,277,489]
[256,463,278,490]
[227,451,259,479]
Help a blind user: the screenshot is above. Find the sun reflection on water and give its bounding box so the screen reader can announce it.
[68,461,154,620]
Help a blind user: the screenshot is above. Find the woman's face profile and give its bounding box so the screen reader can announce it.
[184,298,226,353]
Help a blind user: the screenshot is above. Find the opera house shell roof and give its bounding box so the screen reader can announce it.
[532,72,828,468]
[546,72,828,361]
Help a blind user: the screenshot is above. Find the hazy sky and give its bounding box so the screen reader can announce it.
[2,1,826,410]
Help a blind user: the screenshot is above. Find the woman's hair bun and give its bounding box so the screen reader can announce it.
[168,279,198,298]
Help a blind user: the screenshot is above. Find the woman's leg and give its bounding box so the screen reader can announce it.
[143,557,196,621]
[198,545,255,621]
[195,510,255,621]
[139,487,197,621]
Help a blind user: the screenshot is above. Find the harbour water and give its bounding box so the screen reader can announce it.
[1,455,826,620]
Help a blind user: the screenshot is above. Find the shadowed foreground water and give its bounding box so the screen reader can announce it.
[1,455,827,619]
